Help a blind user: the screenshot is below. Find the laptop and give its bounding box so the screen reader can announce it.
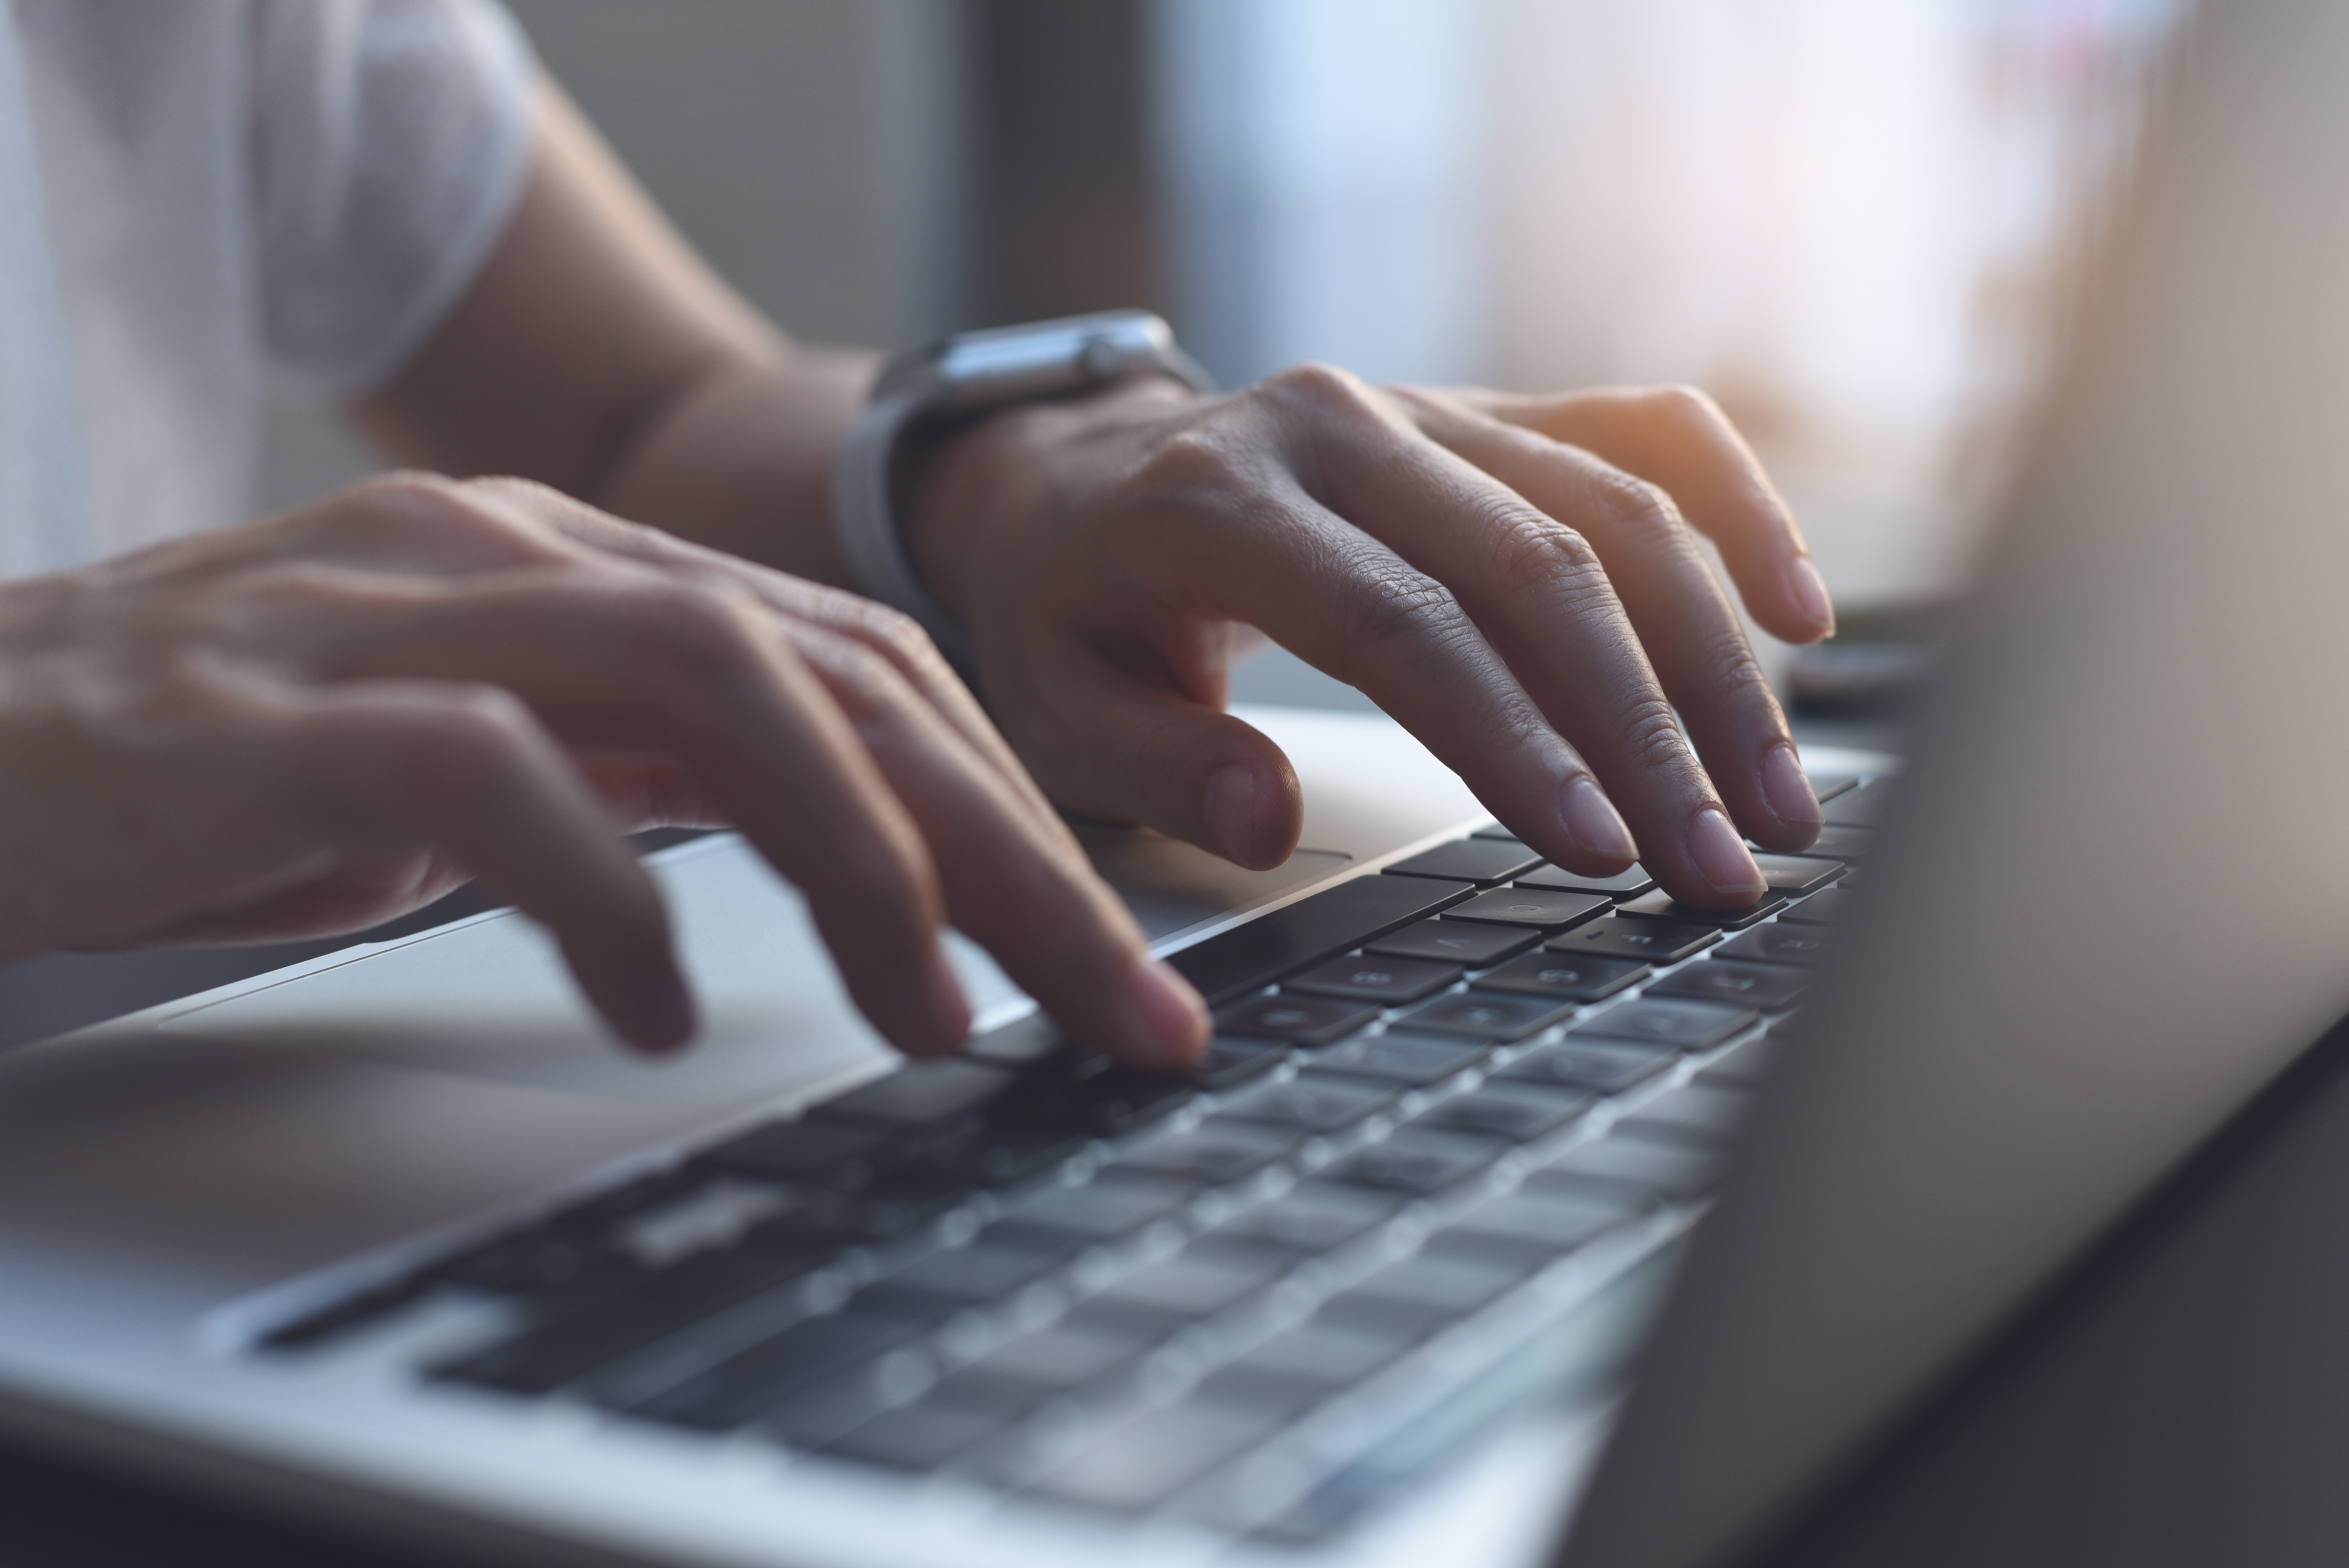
[2,0,2345,1563]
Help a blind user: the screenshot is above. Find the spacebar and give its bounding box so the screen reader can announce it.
[1166,872,1472,1005]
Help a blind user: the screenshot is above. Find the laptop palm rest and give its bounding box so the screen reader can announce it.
[0,705,1477,1331]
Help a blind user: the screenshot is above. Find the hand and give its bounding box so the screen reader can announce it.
[0,476,1207,1064]
[907,368,1836,907]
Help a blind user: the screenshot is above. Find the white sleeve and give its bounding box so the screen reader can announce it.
[250,0,536,399]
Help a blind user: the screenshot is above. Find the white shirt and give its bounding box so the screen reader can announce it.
[0,0,532,577]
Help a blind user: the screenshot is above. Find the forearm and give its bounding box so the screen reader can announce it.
[590,344,877,585]
[349,81,880,588]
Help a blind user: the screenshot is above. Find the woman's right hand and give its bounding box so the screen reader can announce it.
[0,474,1208,1066]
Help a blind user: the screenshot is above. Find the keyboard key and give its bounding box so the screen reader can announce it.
[1306,1033,1491,1085]
[1167,876,1473,1004]
[1092,1239,1291,1317]
[1001,1061,1198,1137]
[1217,1076,1399,1134]
[1499,1040,1675,1096]
[1646,960,1811,1010]
[927,1366,1059,1423]
[1576,999,1757,1051]
[442,1226,643,1304]
[811,1060,1013,1131]
[968,1320,1151,1388]
[1325,1128,1504,1195]
[1470,950,1649,1002]
[1445,1185,1638,1253]
[1214,1181,1403,1253]
[1116,1121,1303,1185]
[1748,854,1845,895]
[999,1175,1194,1242]
[1422,1082,1593,1141]
[1470,823,1525,843]
[1394,991,1577,1042]
[1549,916,1719,963]
[1773,825,1873,862]
[1215,994,1378,1048]
[1820,777,1893,827]
[1717,923,1834,966]
[1806,772,1859,802]
[1511,862,1658,898]
[1442,888,1615,932]
[1282,953,1463,1005]
[1383,839,1545,886]
[630,1307,936,1430]
[928,1123,1093,1186]
[1189,1365,1331,1420]
[1778,889,1850,926]
[1226,1318,1414,1385]
[827,1402,1002,1471]
[433,1247,814,1395]
[1615,890,1788,929]
[1698,1031,1782,1088]
[699,1121,885,1183]
[875,1239,1067,1305]
[1349,1249,1530,1315]
[1191,1035,1291,1089]
[761,1363,905,1449]
[1036,1404,1286,1511]
[1621,1083,1757,1145]
[1365,920,1540,968]
[1538,1137,1723,1203]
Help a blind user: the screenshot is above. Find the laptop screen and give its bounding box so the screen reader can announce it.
[1561,3,2349,1564]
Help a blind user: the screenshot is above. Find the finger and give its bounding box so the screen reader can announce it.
[1394,392,1821,851]
[319,576,982,1059]
[1120,454,1641,882]
[467,477,1067,838]
[1465,385,1835,643]
[283,681,695,1053]
[1213,367,1761,903]
[1002,631,1306,872]
[125,846,476,947]
[786,621,1209,1069]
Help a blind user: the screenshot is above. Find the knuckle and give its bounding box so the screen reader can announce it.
[406,685,535,791]
[798,628,906,713]
[1693,618,1768,693]
[1598,471,1684,532]
[336,470,549,553]
[1127,425,1253,505]
[1490,510,1611,608]
[843,598,943,673]
[1262,360,1366,412]
[1342,557,1465,658]
[1616,697,1691,775]
[623,583,771,690]
[1641,383,1723,430]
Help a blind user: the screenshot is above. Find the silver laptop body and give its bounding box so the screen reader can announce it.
[0,0,2341,1563]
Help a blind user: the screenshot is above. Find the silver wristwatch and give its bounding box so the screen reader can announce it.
[829,309,1215,664]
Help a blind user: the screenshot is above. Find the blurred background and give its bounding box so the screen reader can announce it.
[264,0,2188,720]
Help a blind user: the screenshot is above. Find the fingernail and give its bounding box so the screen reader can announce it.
[1559,776,1637,862]
[1688,808,1765,896]
[1760,742,1821,833]
[1203,763,1256,859]
[1117,954,1208,1069]
[1785,556,1836,635]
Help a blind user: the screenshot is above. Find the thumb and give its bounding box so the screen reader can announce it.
[1014,647,1304,870]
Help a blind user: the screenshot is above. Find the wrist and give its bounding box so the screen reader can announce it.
[899,375,1199,636]
[829,311,1211,661]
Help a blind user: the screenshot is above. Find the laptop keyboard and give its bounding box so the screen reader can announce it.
[257,770,1875,1541]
